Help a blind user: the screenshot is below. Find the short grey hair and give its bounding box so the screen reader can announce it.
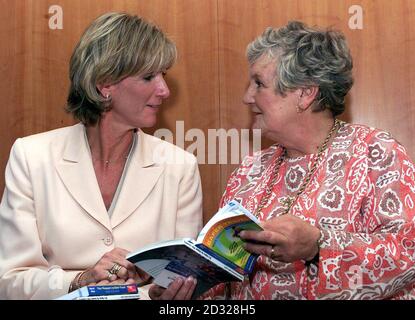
[66,12,177,126]
[247,21,353,116]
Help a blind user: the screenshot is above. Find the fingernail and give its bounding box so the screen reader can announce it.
[186,276,197,285]
[239,231,245,238]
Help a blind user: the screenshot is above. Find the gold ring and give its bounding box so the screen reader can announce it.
[114,264,122,275]
[270,246,278,260]
[107,270,113,281]
[109,263,122,275]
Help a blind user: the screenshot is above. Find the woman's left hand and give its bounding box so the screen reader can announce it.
[239,214,321,263]
[148,277,197,300]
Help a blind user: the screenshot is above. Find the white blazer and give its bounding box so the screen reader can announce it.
[0,123,203,299]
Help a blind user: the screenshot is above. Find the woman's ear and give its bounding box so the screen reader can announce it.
[297,86,319,110]
[96,83,113,99]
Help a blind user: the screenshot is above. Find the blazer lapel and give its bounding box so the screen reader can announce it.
[54,124,111,230]
[110,130,164,228]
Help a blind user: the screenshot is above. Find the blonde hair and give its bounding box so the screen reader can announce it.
[247,21,353,116]
[66,12,177,125]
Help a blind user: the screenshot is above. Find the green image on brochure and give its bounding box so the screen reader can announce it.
[196,200,263,273]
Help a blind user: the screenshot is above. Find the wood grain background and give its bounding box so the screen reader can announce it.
[1,0,414,223]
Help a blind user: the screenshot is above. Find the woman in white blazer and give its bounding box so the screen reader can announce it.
[0,12,202,299]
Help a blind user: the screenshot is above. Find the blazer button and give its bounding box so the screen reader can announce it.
[103,236,113,246]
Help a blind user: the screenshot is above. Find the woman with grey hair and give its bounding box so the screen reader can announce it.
[0,12,202,299]
[150,21,415,300]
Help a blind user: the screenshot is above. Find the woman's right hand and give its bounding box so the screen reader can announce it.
[148,277,197,300]
[73,247,140,289]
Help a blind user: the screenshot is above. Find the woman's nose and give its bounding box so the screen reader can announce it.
[242,85,254,105]
[156,75,170,99]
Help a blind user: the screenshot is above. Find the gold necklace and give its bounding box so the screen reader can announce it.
[254,118,343,217]
[91,133,135,167]
[93,155,129,166]
[92,143,132,166]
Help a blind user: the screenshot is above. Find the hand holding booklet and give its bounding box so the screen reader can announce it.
[126,200,262,299]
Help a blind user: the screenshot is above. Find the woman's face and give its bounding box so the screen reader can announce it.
[106,71,170,129]
[243,55,299,141]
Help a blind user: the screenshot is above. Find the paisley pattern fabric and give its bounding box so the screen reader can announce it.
[204,123,415,299]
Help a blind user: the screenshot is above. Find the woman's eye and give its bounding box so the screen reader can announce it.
[143,74,155,81]
[255,80,263,88]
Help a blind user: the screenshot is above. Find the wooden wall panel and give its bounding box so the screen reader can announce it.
[218,0,415,199]
[0,0,220,224]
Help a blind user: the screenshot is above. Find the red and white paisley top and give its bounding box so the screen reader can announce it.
[205,123,415,299]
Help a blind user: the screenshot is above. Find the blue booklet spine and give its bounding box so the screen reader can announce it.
[86,284,138,296]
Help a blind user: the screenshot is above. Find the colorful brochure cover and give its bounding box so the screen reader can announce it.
[126,200,263,298]
[197,200,262,273]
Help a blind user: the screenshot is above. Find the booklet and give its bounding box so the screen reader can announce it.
[56,283,141,300]
[126,200,262,299]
